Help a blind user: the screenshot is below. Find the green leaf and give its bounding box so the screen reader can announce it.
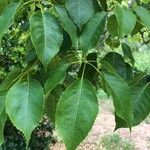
[66,0,94,29]
[131,20,143,36]
[134,6,150,31]
[79,12,107,50]
[6,79,44,143]
[103,52,127,80]
[45,62,69,94]
[0,109,7,145]
[45,93,58,122]
[122,43,135,65]
[0,69,22,90]
[103,72,133,127]
[0,90,7,114]
[0,0,8,14]
[56,79,98,150]
[30,11,63,69]
[115,81,150,129]
[54,5,78,49]
[107,15,118,37]
[114,5,136,36]
[0,0,20,38]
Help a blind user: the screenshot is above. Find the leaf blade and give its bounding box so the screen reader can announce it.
[56,79,98,150]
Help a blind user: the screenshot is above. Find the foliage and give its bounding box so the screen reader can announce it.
[0,0,150,150]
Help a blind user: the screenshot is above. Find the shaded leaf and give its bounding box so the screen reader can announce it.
[0,0,8,14]
[115,80,150,129]
[107,15,118,37]
[45,94,58,122]
[45,62,69,93]
[0,109,7,145]
[103,52,127,80]
[122,43,135,65]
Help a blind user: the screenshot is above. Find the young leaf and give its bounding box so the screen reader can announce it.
[6,79,44,143]
[54,5,78,49]
[79,12,107,51]
[45,62,69,94]
[0,109,7,145]
[122,43,135,65]
[30,11,63,69]
[0,0,20,38]
[103,72,133,127]
[56,79,98,150]
[66,0,94,29]
[114,5,136,36]
[134,6,150,31]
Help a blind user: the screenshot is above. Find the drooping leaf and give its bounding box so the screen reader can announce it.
[107,15,118,37]
[114,5,136,36]
[125,63,133,81]
[115,80,150,129]
[0,0,20,38]
[0,109,7,145]
[66,0,94,29]
[79,12,107,50]
[134,6,150,31]
[54,5,78,49]
[56,79,98,150]
[0,69,22,90]
[45,62,69,94]
[6,79,44,143]
[60,31,72,54]
[122,43,135,65]
[30,11,63,69]
[103,72,133,127]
